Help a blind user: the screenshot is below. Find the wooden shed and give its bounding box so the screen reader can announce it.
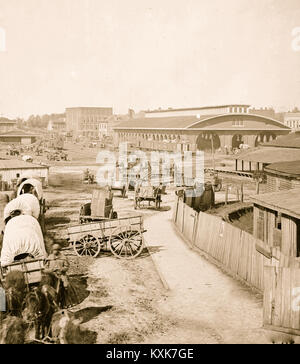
[264,160,300,192]
[251,189,300,257]
[0,160,49,187]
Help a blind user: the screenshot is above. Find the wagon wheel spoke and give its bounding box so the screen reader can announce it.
[127,242,135,257]
[73,234,101,258]
[109,228,144,260]
[110,239,123,252]
[117,242,125,256]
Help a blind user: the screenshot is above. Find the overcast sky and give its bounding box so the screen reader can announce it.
[0,0,299,118]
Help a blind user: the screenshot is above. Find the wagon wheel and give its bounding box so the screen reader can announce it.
[109,226,144,259]
[73,234,101,257]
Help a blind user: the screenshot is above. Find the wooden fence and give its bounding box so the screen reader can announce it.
[173,197,300,335]
[174,197,277,292]
[264,266,300,335]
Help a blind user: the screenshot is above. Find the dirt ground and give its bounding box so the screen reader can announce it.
[43,164,273,344]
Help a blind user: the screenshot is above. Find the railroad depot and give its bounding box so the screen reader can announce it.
[113,104,290,152]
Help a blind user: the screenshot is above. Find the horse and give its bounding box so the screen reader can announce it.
[0,316,27,344]
[40,271,65,309]
[3,271,26,317]
[5,286,24,317]
[22,287,55,340]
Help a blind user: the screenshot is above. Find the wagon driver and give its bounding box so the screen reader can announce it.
[44,244,70,290]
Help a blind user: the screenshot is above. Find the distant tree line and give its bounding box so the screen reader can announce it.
[13,113,66,129]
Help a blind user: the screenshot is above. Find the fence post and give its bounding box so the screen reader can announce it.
[241,183,244,202]
[225,184,229,205]
[236,186,240,201]
[256,181,260,194]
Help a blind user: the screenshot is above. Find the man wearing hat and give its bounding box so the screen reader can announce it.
[44,244,70,289]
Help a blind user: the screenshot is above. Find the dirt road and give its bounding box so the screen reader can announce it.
[143,204,268,344]
[44,174,270,344]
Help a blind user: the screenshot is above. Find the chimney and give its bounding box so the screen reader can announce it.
[128,109,135,118]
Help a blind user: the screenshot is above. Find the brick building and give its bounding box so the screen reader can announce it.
[66,107,113,139]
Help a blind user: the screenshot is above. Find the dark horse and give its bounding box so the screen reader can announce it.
[22,287,55,340]
[5,287,24,317]
[40,272,66,309]
[3,271,26,318]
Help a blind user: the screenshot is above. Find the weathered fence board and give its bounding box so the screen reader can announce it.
[174,197,299,297]
[176,199,185,233]
[183,204,197,243]
[263,266,300,335]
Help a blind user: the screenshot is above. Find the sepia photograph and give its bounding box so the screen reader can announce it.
[0,0,300,348]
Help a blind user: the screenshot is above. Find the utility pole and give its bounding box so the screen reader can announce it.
[211,134,215,171]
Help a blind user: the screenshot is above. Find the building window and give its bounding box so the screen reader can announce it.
[232,118,244,127]
[275,212,282,230]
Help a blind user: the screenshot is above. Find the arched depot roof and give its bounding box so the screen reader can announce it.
[113,113,290,131]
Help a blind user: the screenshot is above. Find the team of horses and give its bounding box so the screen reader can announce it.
[2,269,66,342]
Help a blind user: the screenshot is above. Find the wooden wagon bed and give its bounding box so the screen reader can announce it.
[0,258,45,287]
[67,215,146,260]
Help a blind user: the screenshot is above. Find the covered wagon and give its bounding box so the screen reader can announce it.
[4,193,40,223]
[0,215,47,287]
[16,178,47,233]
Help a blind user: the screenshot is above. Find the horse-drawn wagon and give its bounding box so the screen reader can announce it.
[110,182,127,198]
[71,187,145,259]
[67,215,145,259]
[134,185,162,210]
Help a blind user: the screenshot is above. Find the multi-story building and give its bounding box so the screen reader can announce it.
[66,107,113,139]
[47,117,66,132]
[283,112,300,131]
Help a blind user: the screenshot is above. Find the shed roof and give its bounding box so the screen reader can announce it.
[0,159,48,170]
[262,132,300,148]
[0,129,38,137]
[113,116,200,129]
[265,161,300,178]
[250,189,300,220]
[235,147,300,164]
[114,113,289,131]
